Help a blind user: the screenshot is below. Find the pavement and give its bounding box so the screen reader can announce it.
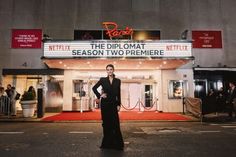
[0,112,58,122]
[202,112,236,122]
[1,121,236,157]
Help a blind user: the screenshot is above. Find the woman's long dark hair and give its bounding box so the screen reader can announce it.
[106,64,114,70]
[106,64,115,77]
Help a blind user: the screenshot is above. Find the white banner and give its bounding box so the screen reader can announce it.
[43,40,192,58]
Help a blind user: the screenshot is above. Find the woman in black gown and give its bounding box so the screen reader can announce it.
[92,64,124,150]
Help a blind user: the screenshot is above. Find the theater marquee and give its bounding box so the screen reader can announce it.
[44,41,192,58]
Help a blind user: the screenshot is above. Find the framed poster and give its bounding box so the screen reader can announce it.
[168,80,188,99]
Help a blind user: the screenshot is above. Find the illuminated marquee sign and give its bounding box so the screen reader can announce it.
[44,41,192,58]
[103,22,133,39]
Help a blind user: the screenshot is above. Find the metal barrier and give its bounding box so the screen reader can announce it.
[0,96,11,117]
[184,97,203,122]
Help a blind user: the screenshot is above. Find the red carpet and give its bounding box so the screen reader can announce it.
[42,110,192,121]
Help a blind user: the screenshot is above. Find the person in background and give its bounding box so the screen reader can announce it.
[226,82,236,120]
[10,87,17,116]
[5,84,12,98]
[205,88,217,114]
[5,84,13,114]
[0,87,4,112]
[216,87,226,113]
[92,64,124,150]
[0,87,6,97]
[28,86,36,98]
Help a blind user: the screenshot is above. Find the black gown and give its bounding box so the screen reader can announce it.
[92,77,124,150]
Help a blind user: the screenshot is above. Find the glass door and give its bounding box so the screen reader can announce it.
[194,79,207,99]
[121,83,141,110]
[144,85,153,107]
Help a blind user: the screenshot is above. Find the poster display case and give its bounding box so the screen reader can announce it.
[168,80,188,99]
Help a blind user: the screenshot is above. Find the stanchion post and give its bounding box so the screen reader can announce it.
[155,97,159,112]
[182,97,185,114]
[200,99,203,124]
[138,98,141,112]
[80,98,83,113]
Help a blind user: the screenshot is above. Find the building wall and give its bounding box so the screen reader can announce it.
[162,69,194,112]
[1,0,236,72]
[62,69,163,111]
[58,68,194,112]
[1,0,234,113]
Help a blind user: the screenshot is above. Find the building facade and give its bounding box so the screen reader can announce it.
[1,0,236,113]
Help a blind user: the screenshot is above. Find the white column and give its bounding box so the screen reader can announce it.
[63,70,73,111]
[187,69,194,97]
[154,70,163,112]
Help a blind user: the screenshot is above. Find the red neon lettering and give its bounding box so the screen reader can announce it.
[103,22,133,39]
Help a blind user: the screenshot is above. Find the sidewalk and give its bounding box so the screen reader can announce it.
[0,112,58,122]
[202,112,236,122]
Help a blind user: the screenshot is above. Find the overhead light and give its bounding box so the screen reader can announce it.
[163,61,167,64]
[134,32,147,40]
[64,64,67,67]
[59,61,63,64]
[136,65,140,69]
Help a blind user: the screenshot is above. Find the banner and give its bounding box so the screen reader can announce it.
[12,29,42,48]
[44,40,192,58]
[192,31,222,48]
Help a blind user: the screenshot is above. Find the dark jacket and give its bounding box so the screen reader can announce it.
[226,87,236,104]
[92,77,121,106]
